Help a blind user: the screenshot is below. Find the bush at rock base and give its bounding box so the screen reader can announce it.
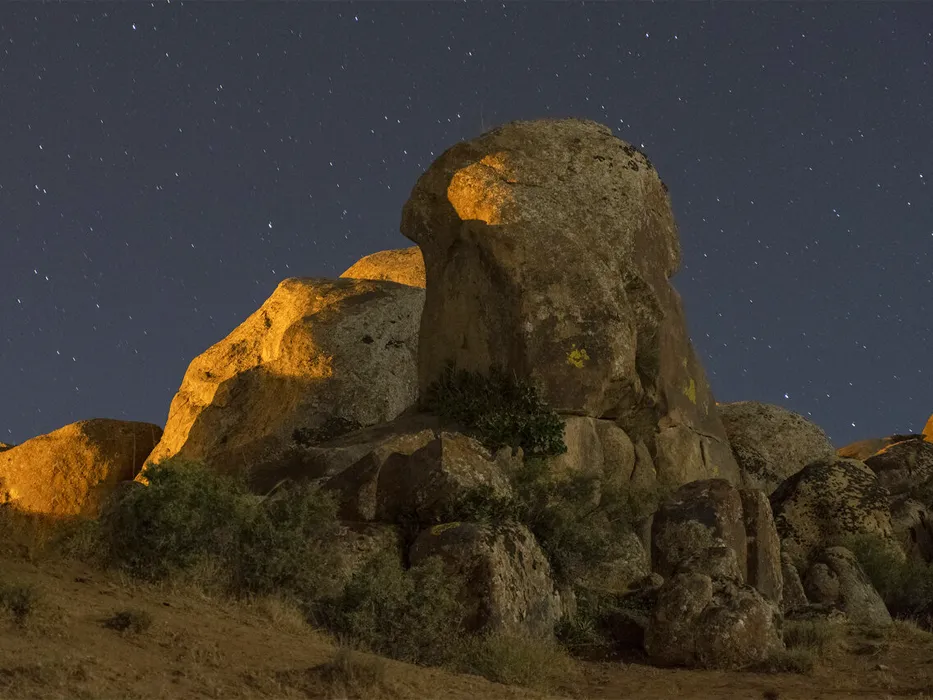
[421,363,567,457]
[97,458,343,600]
[844,533,933,625]
[314,549,467,666]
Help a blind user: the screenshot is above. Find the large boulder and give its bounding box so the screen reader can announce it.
[340,246,426,288]
[652,479,747,582]
[718,401,835,493]
[644,573,783,670]
[802,546,892,626]
[409,522,563,637]
[838,434,922,461]
[770,456,895,565]
[324,431,514,524]
[143,278,423,484]
[0,419,162,516]
[739,489,783,606]
[864,437,933,500]
[400,118,739,488]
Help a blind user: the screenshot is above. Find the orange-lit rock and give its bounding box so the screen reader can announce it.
[401,118,738,486]
[143,277,423,482]
[924,414,933,442]
[340,246,426,288]
[0,419,161,516]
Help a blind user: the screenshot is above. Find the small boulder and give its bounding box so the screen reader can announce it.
[0,419,162,516]
[144,277,424,484]
[770,456,895,566]
[340,246,426,288]
[802,546,891,626]
[645,573,783,670]
[718,401,835,494]
[409,522,563,637]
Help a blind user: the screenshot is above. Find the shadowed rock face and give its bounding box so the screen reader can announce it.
[340,246,426,288]
[0,419,162,516]
[401,117,738,486]
[144,277,423,481]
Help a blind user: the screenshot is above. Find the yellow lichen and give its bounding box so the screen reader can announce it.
[566,344,590,369]
[684,378,697,404]
[431,522,461,536]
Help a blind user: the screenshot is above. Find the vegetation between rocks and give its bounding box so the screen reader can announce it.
[843,534,933,625]
[422,362,567,457]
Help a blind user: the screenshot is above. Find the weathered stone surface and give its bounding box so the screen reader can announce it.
[770,456,895,566]
[780,552,808,614]
[580,530,650,594]
[144,278,424,483]
[645,573,783,670]
[0,442,13,452]
[652,479,747,582]
[254,413,440,491]
[718,401,836,494]
[802,546,892,626]
[400,118,739,488]
[326,432,513,524]
[548,416,604,481]
[0,419,162,516]
[340,246,426,288]
[739,489,783,606]
[864,437,933,499]
[924,414,933,441]
[675,542,743,581]
[890,496,933,563]
[631,440,658,491]
[594,419,637,488]
[409,522,563,637]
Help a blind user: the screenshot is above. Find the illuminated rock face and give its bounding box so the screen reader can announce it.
[340,246,426,288]
[0,419,161,516]
[144,277,423,480]
[401,117,739,486]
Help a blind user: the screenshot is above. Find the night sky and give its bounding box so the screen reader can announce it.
[2,3,931,448]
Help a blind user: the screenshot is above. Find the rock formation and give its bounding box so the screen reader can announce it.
[0,419,162,516]
[340,246,426,288]
[143,277,423,486]
[400,117,739,488]
[802,546,892,626]
[718,401,835,493]
[770,456,895,565]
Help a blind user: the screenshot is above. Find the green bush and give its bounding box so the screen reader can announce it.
[98,458,341,599]
[314,550,467,666]
[844,534,933,623]
[422,363,567,457]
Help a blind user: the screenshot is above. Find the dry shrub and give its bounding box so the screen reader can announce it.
[313,647,391,699]
[457,632,578,691]
[0,581,42,627]
[103,608,153,635]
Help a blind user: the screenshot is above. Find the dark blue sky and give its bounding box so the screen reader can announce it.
[2,2,931,447]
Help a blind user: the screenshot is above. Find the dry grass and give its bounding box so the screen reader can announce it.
[457,632,580,692]
[102,608,153,635]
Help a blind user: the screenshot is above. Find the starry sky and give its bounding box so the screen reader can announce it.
[2,2,931,448]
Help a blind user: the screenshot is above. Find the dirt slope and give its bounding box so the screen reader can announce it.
[2,546,933,700]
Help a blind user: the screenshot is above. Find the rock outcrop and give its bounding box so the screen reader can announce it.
[340,246,426,288]
[645,573,783,670]
[802,546,892,626]
[890,496,933,563]
[837,434,921,461]
[651,478,782,605]
[864,436,933,500]
[718,401,835,493]
[143,277,423,485]
[0,419,162,516]
[409,522,564,637]
[400,117,739,488]
[770,456,895,565]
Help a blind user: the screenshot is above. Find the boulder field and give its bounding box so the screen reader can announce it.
[5,118,933,672]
